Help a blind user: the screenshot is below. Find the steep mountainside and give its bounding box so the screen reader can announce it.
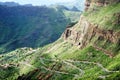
[0,0,120,80]
[0,5,81,53]
[54,0,85,11]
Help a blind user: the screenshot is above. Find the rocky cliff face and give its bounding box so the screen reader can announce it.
[63,16,120,57]
[62,1,120,57]
[85,0,120,11]
[63,16,119,47]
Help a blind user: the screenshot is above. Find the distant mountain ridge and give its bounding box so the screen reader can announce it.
[0,2,20,7]
[0,4,81,53]
[0,2,33,7]
[0,0,85,11]
[0,0,120,80]
[54,0,85,11]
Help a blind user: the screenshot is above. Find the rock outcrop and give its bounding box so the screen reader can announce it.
[62,0,120,57]
[62,14,120,57]
[63,15,120,47]
[85,0,120,11]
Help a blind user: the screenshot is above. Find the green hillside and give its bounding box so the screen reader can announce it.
[0,0,120,80]
[0,5,81,53]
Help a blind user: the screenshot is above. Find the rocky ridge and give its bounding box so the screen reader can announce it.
[85,0,120,11]
[62,0,120,57]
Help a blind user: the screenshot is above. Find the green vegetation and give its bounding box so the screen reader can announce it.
[0,38,120,80]
[84,3,120,31]
[0,5,81,53]
[0,1,120,80]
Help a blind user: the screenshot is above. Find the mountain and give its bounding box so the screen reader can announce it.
[0,2,20,7]
[0,2,33,7]
[54,0,85,11]
[0,0,120,80]
[0,5,81,53]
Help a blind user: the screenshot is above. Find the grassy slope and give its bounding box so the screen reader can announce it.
[1,38,120,80]
[84,3,120,31]
[0,3,120,80]
[0,6,81,53]
[85,3,120,55]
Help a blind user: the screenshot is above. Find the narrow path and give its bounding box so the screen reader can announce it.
[66,60,119,73]
[39,58,82,77]
[19,62,36,69]
[39,57,119,73]
[39,57,119,77]
[63,61,84,77]
[39,57,111,73]
[41,66,76,76]
[93,45,114,58]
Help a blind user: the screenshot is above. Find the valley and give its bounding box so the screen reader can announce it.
[0,4,81,53]
[0,0,120,80]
